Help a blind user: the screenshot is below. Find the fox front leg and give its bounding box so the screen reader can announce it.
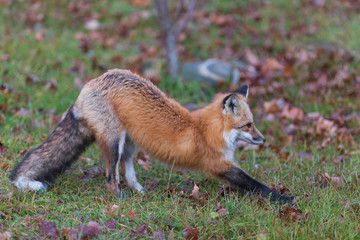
[220,166,294,203]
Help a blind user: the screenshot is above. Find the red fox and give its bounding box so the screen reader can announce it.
[10,69,294,203]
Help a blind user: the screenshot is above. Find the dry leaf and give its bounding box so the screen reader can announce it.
[264,100,280,114]
[129,209,137,219]
[189,184,200,200]
[78,221,102,240]
[216,203,229,216]
[261,58,283,74]
[244,49,260,66]
[45,77,58,90]
[133,223,147,236]
[183,225,199,240]
[281,105,304,121]
[39,221,59,238]
[153,230,166,240]
[316,117,337,136]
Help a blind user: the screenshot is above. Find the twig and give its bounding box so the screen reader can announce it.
[175,0,197,38]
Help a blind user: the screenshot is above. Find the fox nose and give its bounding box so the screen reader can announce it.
[253,137,266,143]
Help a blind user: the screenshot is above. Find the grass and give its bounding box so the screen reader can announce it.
[1,0,359,239]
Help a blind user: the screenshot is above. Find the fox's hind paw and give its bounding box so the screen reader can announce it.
[12,177,47,192]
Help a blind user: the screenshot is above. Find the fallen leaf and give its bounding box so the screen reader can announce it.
[153,230,166,240]
[104,204,119,215]
[271,182,288,194]
[39,221,59,238]
[209,13,233,26]
[138,159,151,171]
[129,209,137,219]
[45,77,58,90]
[264,100,280,114]
[132,223,147,236]
[78,221,102,240]
[183,225,199,240]
[279,206,306,222]
[102,220,118,230]
[316,117,337,136]
[261,58,283,74]
[331,176,344,187]
[26,74,42,84]
[216,203,229,216]
[137,150,151,170]
[14,107,31,117]
[189,183,200,200]
[244,49,260,66]
[281,105,304,121]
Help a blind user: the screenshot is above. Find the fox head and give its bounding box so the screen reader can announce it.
[222,85,266,147]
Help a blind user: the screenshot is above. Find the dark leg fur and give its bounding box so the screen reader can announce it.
[220,167,294,204]
[10,107,95,188]
[99,135,125,198]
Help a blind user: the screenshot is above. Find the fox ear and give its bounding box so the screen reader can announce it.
[234,84,249,99]
[222,94,240,115]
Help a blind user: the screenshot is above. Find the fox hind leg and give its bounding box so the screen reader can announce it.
[120,134,144,193]
[97,132,126,198]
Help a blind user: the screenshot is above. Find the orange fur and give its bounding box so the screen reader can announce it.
[75,69,258,177]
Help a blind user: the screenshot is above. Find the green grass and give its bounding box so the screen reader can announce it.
[1,0,359,239]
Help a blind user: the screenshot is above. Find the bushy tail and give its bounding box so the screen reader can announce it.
[10,107,95,190]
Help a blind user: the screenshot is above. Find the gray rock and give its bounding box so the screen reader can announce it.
[182,59,240,86]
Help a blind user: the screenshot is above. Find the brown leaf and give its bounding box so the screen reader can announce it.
[189,184,200,200]
[264,100,280,114]
[104,204,119,215]
[261,58,283,74]
[138,159,151,171]
[132,223,147,236]
[316,117,337,136]
[279,206,305,222]
[209,13,233,26]
[137,150,151,171]
[216,204,229,216]
[39,221,59,238]
[330,176,344,187]
[26,74,42,84]
[244,49,260,66]
[271,182,288,194]
[102,220,118,230]
[129,209,137,219]
[153,230,166,240]
[78,221,102,240]
[183,225,199,240]
[45,77,58,90]
[281,105,304,121]
[14,107,31,117]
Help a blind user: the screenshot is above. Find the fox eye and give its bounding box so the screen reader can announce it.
[246,123,252,128]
